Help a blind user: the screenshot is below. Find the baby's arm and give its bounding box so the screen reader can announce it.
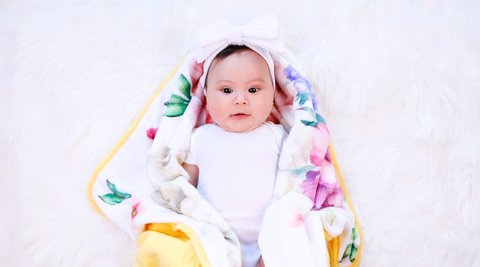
[182,163,199,188]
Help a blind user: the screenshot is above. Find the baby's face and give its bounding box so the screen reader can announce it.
[205,50,274,133]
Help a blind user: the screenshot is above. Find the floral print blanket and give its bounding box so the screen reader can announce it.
[89,50,362,267]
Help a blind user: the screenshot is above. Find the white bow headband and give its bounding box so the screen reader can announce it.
[193,15,285,89]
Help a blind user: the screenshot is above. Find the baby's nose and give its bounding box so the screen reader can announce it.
[234,94,248,105]
[234,99,247,105]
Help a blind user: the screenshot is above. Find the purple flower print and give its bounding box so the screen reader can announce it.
[284,65,311,94]
[284,65,320,112]
[299,170,321,203]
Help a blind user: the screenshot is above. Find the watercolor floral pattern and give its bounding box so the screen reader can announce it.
[288,203,305,228]
[164,74,192,117]
[98,180,131,205]
[284,65,320,113]
[131,196,146,220]
[282,64,344,210]
[342,225,360,262]
[146,127,158,141]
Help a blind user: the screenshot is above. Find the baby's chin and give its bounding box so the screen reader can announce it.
[217,121,264,133]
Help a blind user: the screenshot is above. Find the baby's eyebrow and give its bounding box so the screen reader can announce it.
[246,78,266,83]
[215,79,233,84]
[214,78,266,84]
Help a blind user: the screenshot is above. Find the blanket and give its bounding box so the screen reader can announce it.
[88,49,363,267]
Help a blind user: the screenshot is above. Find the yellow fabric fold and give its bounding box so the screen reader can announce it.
[134,223,212,267]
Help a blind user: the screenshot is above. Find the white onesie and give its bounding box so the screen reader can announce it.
[184,121,287,267]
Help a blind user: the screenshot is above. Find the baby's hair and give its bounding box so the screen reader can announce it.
[205,45,253,89]
[213,45,252,62]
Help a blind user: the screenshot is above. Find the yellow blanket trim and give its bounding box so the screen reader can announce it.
[328,144,363,267]
[87,59,185,215]
[324,229,334,241]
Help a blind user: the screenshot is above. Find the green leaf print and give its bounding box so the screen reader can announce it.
[315,113,327,126]
[164,94,190,117]
[352,226,359,241]
[341,226,360,262]
[283,80,292,86]
[107,179,131,199]
[164,102,189,117]
[168,94,189,104]
[98,179,131,206]
[98,193,127,205]
[299,106,315,118]
[350,246,358,262]
[342,244,352,260]
[301,120,318,128]
[285,165,316,177]
[296,92,309,105]
[163,75,193,118]
[298,107,327,126]
[176,74,191,100]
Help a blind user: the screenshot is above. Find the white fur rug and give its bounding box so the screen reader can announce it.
[1,0,479,266]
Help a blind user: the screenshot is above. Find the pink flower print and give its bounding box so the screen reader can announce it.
[314,161,344,209]
[146,127,158,141]
[310,124,329,167]
[131,197,146,220]
[313,182,337,210]
[324,185,344,208]
[325,148,332,163]
[288,203,304,228]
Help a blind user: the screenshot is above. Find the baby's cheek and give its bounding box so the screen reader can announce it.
[261,101,275,118]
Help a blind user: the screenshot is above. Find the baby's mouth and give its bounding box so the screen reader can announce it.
[231,113,250,119]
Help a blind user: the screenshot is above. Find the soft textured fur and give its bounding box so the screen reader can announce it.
[1,0,479,266]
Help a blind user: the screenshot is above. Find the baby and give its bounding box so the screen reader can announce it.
[182,45,287,267]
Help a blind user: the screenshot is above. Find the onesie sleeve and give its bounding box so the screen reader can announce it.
[183,128,197,165]
[275,124,288,149]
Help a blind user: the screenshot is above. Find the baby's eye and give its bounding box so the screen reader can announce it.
[221,88,232,94]
[248,87,259,93]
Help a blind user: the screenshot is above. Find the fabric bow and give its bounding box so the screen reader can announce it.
[194,14,285,63]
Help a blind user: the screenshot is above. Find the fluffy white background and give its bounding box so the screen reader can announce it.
[1,0,479,266]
